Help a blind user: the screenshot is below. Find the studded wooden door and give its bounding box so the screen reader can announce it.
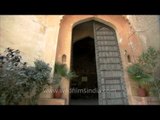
[93,21,128,105]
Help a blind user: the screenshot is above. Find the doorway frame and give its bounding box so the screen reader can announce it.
[55,15,135,104]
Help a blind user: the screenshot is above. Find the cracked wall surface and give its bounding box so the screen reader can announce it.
[0,15,62,69]
[126,15,160,50]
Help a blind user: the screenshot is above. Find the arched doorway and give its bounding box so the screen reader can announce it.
[70,20,128,105]
[70,21,98,105]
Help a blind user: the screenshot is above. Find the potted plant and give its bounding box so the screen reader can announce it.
[53,62,77,98]
[127,63,152,97]
[138,47,160,99]
[127,47,160,97]
[52,74,63,98]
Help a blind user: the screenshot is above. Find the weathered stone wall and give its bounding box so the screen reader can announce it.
[0,15,62,70]
[0,16,43,64]
[126,15,160,50]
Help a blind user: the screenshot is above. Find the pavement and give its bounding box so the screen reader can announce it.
[70,99,98,105]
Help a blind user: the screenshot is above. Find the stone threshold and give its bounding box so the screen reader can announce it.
[38,98,66,105]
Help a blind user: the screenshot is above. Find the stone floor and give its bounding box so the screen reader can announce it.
[70,99,98,105]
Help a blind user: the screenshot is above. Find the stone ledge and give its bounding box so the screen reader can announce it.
[132,96,160,105]
[38,98,66,105]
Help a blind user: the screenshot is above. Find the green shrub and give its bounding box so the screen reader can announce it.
[138,47,160,74]
[24,60,51,104]
[149,78,160,99]
[0,48,51,105]
[127,47,160,99]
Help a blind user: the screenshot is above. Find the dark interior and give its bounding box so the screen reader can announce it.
[70,37,98,104]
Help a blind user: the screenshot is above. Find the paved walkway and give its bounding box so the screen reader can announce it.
[70,99,98,105]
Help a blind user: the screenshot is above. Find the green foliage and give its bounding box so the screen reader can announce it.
[149,63,160,100]
[24,60,51,104]
[127,64,154,85]
[149,78,160,100]
[53,62,77,87]
[54,63,68,78]
[0,48,51,105]
[127,47,160,98]
[138,46,160,74]
[128,64,144,80]
[54,62,77,79]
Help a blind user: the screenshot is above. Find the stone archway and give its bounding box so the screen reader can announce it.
[69,20,128,105]
[55,15,143,104]
[70,21,98,105]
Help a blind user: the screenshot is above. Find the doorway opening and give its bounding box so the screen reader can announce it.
[69,20,128,105]
[70,21,98,105]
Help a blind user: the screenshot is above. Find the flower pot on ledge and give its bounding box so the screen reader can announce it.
[137,86,148,97]
[53,86,63,98]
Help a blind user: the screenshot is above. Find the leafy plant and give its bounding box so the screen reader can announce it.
[24,60,51,104]
[138,47,160,99]
[0,48,51,105]
[53,62,77,88]
[127,64,153,85]
[149,78,160,100]
[0,48,28,105]
[149,62,160,100]
[138,47,160,74]
[127,47,160,99]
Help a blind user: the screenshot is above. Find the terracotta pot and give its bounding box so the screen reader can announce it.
[137,86,148,97]
[53,87,63,98]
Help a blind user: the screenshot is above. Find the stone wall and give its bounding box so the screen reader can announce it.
[0,16,43,64]
[126,15,160,50]
[0,15,62,70]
